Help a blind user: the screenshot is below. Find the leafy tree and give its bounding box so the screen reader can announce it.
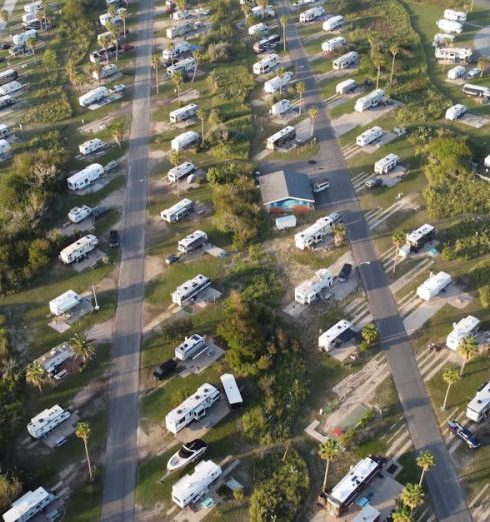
[0,474,22,511]
[295,82,305,117]
[280,15,288,52]
[458,335,479,376]
[400,483,424,515]
[416,450,435,486]
[27,36,37,64]
[25,361,47,392]
[168,150,183,167]
[70,333,95,364]
[361,322,378,347]
[308,106,319,138]
[28,239,50,271]
[442,365,460,410]
[241,3,251,21]
[110,119,126,148]
[151,54,162,94]
[477,56,488,77]
[392,506,412,522]
[332,223,346,247]
[41,49,57,76]
[92,61,104,87]
[76,422,93,480]
[319,438,339,492]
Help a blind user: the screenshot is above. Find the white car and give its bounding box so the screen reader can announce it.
[112,84,126,93]
[167,439,208,471]
[467,68,481,78]
[312,179,330,193]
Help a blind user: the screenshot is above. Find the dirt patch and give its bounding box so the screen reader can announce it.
[144,255,166,283]
[70,373,109,410]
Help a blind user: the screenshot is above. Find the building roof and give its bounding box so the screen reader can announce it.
[259,170,314,205]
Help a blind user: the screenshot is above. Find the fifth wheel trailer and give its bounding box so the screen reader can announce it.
[323,15,344,32]
[160,198,194,223]
[79,138,106,156]
[67,163,104,191]
[446,315,480,351]
[169,103,198,123]
[356,126,383,147]
[78,87,109,107]
[436,19,463,34]
[2,487,56,522]
[27,404,71,439]
[355,89,385,112]
[166,57,196,78]
[335,79,357,95]
[295,216,333,250]
[322,36,346,53]
[374,153,399,175]
[445,104,466,121]
[253,54,279,75]
[447,65,466,80]
[444,9,467,22]
[170,131,201,151]
[435,47,472,63]
[172,460,222,508]
[220,373,243,409]
[332,51,358,70]
[299,6,324,22]
[168,161,197,183]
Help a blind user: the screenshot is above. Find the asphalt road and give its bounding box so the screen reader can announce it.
[473,2,490,57]
[100,0,154,519]
[276,2,471,520]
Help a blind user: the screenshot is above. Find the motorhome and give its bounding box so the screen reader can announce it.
[253,34,280,54]
[171,274,211,306]
[444,9,467,22]
[79,138,106,155]
[178,230,208,253]
[270,99,292,116]
[433,33,456,47]
[374,153,399,175]
[0,81,21,96]
[251,5,275,18]
[68,205,93,224]
[220,373,243,409]
[446,315,480,351]
[0,69,18,86]
[416,271,452,301]
[171,460,222,508]
[295,216,333,250]
[335,78,357,95]
[266,126,296,150]
[174,333,207,361]
[67,163,104,191]
[78,87,109,107]
[12,29,37,47]
[295,269,334,305]
[169,103,198,123]
[466,381,490,423]
[49,290,83,316]
[162,41,192,64]
[356,126,383,147]
[447,65,466,80]
[27,405,71,439]
[253,54,279,74]
[264,71,293,93]
[160,198,194,223]
[355,89,385,112]
[436,19,463,34]
[322,36,346,53]
[463,83,490,98]
[323,15,344,32]
[248,22,268,36]
[92,63,119,80]
[170,131,201,151]
[2,488,56,522]
[165,383,220,433]
[445,103,466,120]
[332,51,358,70]
[168,161,197,183]
[406,223,436,251]
[318,319,354,352]
[166,21,193,39]
[435,47,472,62]
[299,6,325,23]
[166,57,196,78]
[59,235,98,264]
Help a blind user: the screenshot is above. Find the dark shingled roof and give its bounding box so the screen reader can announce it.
[259,169,314,205]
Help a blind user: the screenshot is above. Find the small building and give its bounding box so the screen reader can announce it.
[275,215,297,230]
[259,170,315,214]
[318,319,354,352]
[49,290,83,316]
[2,487,56,522]
[466,381,490,423]
[295,269,333,305]
[446,315,480,351]
[416,271,451,301]
[171,460,222,508]
[220,373,243,409]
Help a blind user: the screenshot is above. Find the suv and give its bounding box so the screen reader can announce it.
[109,230,120,248]
[448,420,481,449]
[365,177,382,189]
[153,359,177,381]
[338,263,352,283]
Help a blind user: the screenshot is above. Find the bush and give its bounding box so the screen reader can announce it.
[206,42,232,62]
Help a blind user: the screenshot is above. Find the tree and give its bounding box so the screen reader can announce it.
[76,422,93,481]
[477,56,489,77]
[41,49,57,75]
[100,34,111,64]
[458,335,479,376]
[373,50,384,89]
[0,9,9,33]
[25,361,47,392]
[27,36,37,64]
[70,333,95,364]
[173,71,184,106]
[241,3,251,21]
[168,150,183,167]
[151,54,162,94]
[416,450,435,486]
[191,49,202,83]
[361,322,378,347]
[318,438,339,492]
[392,230,405,272]
[197,107,207,142]
[108,3,117,17]
[106,21,119,61]
[92,61,104,86]
[389,43,400,85]
[295,82,305,117]
[276,67,286,96]
[307,106,319,138]
[392,506,412,522]
[119,8,127,36]
[442,365,460,410]
[110,119,126,148]
[367,31,378,59]
[280,15,288,52]
[0,474,22,512]
[400,483,424,515]
[332,223,346,247]
[167,41,175,67]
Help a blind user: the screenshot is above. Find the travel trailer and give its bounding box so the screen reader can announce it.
[447,65,466,80]
[167,161,197,183]
[27,405,71,439]
[355,89,385,112]
[356,126,383,147]
[436,19,463,34]
[416,271,452,301]
[67,163,104,191]
[162,41,192,64]
[264,71,293,93]
[166,57,196,78]
[435,47,472,62]
[68,205,93,224]
[299,6,325,23]
[220,373,243,409]
[160,198,194,223]
[171,274,211,306]
[444,9,467,22]
[322,36,346,53]
[49,290,83,316]
[166,21,193,39]
[406,223,436,251]
[171,461,222,508]
[59,235,98,264]
[270,99,292,116]
[248,22,268,36]
[466,381,490,423]
[2,488,56,522]
[294,216,333,250]
[463,83,490,98]
[178,230,208,253]
[445,103,466,121]
[332,51,358,70]
[253,54,279,75]
[335,79,357,95]
[79,138,106,155]
[295,269,333,305]
[446,315,480,351]
[374,153,399,175]
[323,15,344,32]
[174,334,207,361]
[170,131,201,151]
[169,103,198,123]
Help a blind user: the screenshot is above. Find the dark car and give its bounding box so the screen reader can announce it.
[1,42,11,50]
[448,420,481,449]
[165,254,179,265]
[338,263,352,283]
[109,230,120,248]
[365,177,383,189]
[153,359,177,381]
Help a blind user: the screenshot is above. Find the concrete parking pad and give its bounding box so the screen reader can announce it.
[48,298,94,332]
[361,131,399,154]
[331,103,399,137]
[459,112,489,128]
[42,412,80,448]
[178,341,225,378]
[71,248,108,272]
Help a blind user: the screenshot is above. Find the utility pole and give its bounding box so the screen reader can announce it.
[92,285,100,311]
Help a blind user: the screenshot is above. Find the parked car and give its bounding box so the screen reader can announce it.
[165,254,179,265]
[112,84,126,93]
[312,179,330,193]
[109,230,120,247]
[338,263,352,282]
[153,359,177,381]
[448,420,481,449]
[467,68,481,78]
[167,439,208,471]
[328,211,342,224]
[1,42,11,50]
[104,160,119,172]
[365,177,382,189]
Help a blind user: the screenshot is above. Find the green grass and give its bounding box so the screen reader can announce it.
[396,450,420,485]
[64,469,103,522]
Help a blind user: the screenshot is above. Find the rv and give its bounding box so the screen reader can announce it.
[0,81,22,96]
[78,87,109,107]
[171,274,211,306]
[2,488,56,522]
[447,65,466,80]
[446,315,480,351]
[79,138,106,156]
[436,19,463,34]
[295,269,333,305]
[27,405,71,439]
[248,22,268,36]
[270,99,292,116]
[49,290,83,316]
[406,223,436,251]
[444,9,467,22]
[68,205,93,224]
[251,5,275,18]
[318,319,354,352]
[178,230,208,253]
[166,57,196,78]
[295,216,333,250]
[355,89,385,112]
[171,460,222,508]
[172,9,190,21]
[435,47,472,62]
[12,29,37,47]
[0,124,10,139]
[170,130,201,151]
[162,41,192,64]
[466,381,490,423]
[299,6,325,23]
[59,235,98,264]
[175,334,207,361]
[67,163,104,191]
[335,78,357,95]
[433,33,456,47]
[0,69,18,86]
[24,0,42,12]
[445,103,466,120]
[374,153,399,175]
[485,155,490,169]
[323,15,344,32]
[220,373,243,409]
[332,51,358,70]
[253,34,280,54]
[160,198,194,223]
[356,126,383,147]
[322,36,346,53]
[92,63,119,80]
[253,54,279,75]
[463,83,490,98]
[416,271,452,301]
[264,71,293,93]
[168,161,197,183]
[166,21,193,39]
[266,126,296,150]
[169,103,198,123]
[0,95,14,110]
[99,11,122,27]
[165,383,220,433]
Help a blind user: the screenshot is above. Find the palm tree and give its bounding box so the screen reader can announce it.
[110,119,126,148]
[477,56,488,77]
[27,36,37,64]
[442,365,460,410]
[70,333,95,364]
[119,8,127,36]
[169,150,183,166]
[100,34,111,64]
[197,107,207,142]
[392,230,405,272]
[280,15,288,52]
[191,50,202,83]
[373,50,384,89]
[0,9,9,32]
[367,31,377,59]
[295,82,305,116]
[416,451,435,486]
[76,422,93,481]
[173,70,184,106]
[332,223,346,247]
[108,3,118,18]
[392,506,412,522]
[36,10,45,31]
[42,0,50,29]
[361,322,378,346]
[92,61,104,86]
[307,106,319,138]
[318,438,339,492]
[151,54,162,94]
[25,362,47,392]
[389,43,400,85]
[401,484,424,515]
[241,3,251,22]
[167,42,176,68]
[276,67,286,96]
[106,21,119,61]
[458,335,479,376]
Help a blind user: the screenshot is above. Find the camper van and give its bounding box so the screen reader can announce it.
[78,87,109,107]
[322,36,346,53]
[323,15,344,32]
[170,131,201,151]
[435,47,472,63]
[335,79,357,95]
[354,89,385,112]
[332,51,358,70]
[374,153,399,175]
[253,54,279,75]
[162,41,192,64]
[436,19,463,34]
[299,6,324,23]
[167,161,197,183]
[356,126,383,147]
[67,163,104,191]
[166,21,193,39]
[166,57,196,78]
[270,99,292,116]
[264,71,293,93]
[169,103,198,123]
[445,103,467,120]
[444,9,467,22]
[447,65,466,80]
[266,126,296,150]
[463,83,490,98]
[79,138,106,156]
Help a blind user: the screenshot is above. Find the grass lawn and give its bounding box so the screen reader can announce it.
[64,468,103,522]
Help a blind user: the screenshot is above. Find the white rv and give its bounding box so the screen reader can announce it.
[406,223,436,251]
[355,89,385,112]
[0,124,10,139]
[166,22,193,39]
[24,1,42,13]
[160,198,194,223]
[220,373,243,409]
[433,33,456,47]
[166,57,196,77]
[171,274,211,306]
[466,381,490,423]
[444,9,467,22]
[356,126,383,147]
[435,47,472,62]
[169,103,198,123]
[322,36,346,53]
[248,22,268,36]
[67,163,104,190]
[318,319,354,352]
[59,234,98,264]
[2,488,56,522]
[463,83,490,98]
[68,205,93,224]
[335,79,357,95]
[447,65,466,80]
[323,15,344,32]
[79,138,106,156]
[251,5,275,18]
[270,99,292,116]
[49,290,83,316]
[295,216,333,250]
[295,269,334,305]
[168,161,197,183]
[172,8,190,21]
[171,460,222,508]
[299,6,324,23]
[445,103,466,121]
[374,153,399,175]
[78,87,109,107]
[0,81,22,96]
[162,41,192,62]
[416,271,452,301]
[175,333,207,361]
[92,63,119,80]
[12,29,37,47]
[446,315,480,351]
[264,71,293,93]
[436,19,463,34]
[99,12,122,27]
[332,51,358,70]
[253,54,279,75]
[27,405,71,439]
[165,383,220,433]
[178,230,208,253]
[171,131,201,151]
[266,126,296,150]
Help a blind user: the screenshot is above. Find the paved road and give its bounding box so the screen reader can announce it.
[100,0,154,519]
[474,2,490,57]
[276,3,471,521]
